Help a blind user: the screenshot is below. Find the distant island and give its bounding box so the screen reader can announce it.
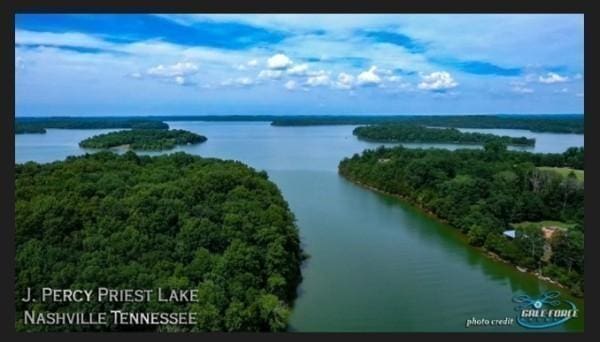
[15,117,168,134]
[353,124,535,146]
[79,129,207,150]
[339,143,584,296]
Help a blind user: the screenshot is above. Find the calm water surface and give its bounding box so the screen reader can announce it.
[15,122,584,332]
[457,128,584,154]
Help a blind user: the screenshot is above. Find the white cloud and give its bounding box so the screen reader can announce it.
[221,77,256,87]
[512,85,534,94]
[288,63,309,76]
[129,72,143,79]
[144,62,199,85]
[284,80,297,90]
[524,73,538,83]
[538,72,568,84]
[235,77,254,86]
[509,80,532,94]
[431,90,460,98]
[386,75,402,82]
[554,87,569,93]
[334,72,355,90]
[15,29,113,50]
[258,69,283,79]
[267,53,293,70]
[147,62,199,77]
[357,66,382,86]
[378,68,393,76]
[234,59,260,70]
[306,70,331,87]
[417,71,458,91]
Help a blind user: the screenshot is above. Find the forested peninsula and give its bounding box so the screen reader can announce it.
[16,152,303,331]
[353,124,535,146]
[79,129,206,151]
[339,143,584,295]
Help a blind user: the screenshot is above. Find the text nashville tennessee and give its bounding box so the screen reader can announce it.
[21,287,199,326]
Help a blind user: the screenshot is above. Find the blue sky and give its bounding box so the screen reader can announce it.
[15,14,584,116]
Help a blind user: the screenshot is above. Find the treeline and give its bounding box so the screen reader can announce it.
[523,147,584,170]
[353,124,535,146]
[339,142,584,295]
[15,124,47,134]
[16,114,584,134]
[16,152,303,331]
[15,117,169,134]
[79,129,207,151]
[272,115,584,134]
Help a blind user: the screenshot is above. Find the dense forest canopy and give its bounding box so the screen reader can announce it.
[15,118,169,134]
[79,129,207,151]
[353,124,535,146]
[271,115,584,134]
[339,143,584,295]
[16,152,303,331]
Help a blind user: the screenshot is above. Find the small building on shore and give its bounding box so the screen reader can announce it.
[502,230,517,239]
[504,225,562,261]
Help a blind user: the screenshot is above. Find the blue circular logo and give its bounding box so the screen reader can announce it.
[512,291,578,329]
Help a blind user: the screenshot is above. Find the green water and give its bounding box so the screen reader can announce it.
[15,121,584,332]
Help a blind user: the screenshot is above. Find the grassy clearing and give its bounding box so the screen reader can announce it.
[538,166,584,181]
[512,220,577,230]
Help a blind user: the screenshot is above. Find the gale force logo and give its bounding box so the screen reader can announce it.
[513,291,578,329]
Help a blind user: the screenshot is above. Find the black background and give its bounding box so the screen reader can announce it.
[2,0,594,340]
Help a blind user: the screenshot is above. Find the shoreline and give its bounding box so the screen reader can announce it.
[354,136,535,148]
[339,172,579,296]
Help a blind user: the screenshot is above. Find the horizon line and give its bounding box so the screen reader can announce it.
[15,113,585,118]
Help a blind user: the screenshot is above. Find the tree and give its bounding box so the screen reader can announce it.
[515,224,545,271]
[483,140,507,155]
[552,230,584,274]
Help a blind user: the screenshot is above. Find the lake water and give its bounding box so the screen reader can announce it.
[456,128,584,154]
[15,122,584,332]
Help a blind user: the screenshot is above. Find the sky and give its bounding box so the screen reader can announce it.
[15,14,584,116]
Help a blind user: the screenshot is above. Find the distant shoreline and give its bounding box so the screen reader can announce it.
[15,114,585,119]
[15,114,584,134]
